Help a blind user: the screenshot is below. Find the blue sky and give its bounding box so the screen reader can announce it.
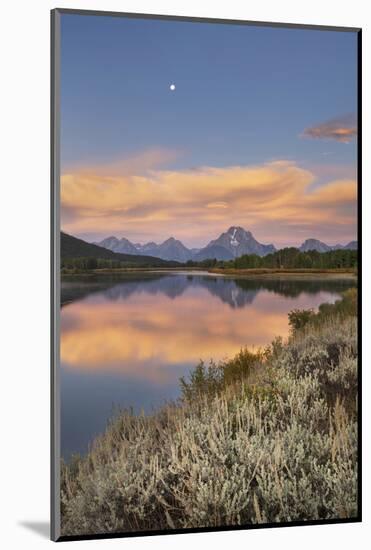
[60,14,358,247]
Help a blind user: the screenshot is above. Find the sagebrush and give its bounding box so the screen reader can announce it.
[61,291,358,536]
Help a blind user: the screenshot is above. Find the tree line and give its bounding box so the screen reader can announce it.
[61,257,140,271]
[186,248,357,270]
[233,247,357,269]
[61,248,357,272]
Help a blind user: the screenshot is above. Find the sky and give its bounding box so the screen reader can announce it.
[60,14,358,248]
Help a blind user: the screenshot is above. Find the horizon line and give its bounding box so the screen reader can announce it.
[62,227,357,251]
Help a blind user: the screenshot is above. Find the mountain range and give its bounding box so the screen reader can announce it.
[61,232,178,267]
[95,227,276,262]
[94,226,357,262]
[299,238,358,253]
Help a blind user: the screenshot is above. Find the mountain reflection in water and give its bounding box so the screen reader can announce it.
[61,272,355,458]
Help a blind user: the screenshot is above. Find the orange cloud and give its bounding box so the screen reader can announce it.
[65,147,182,177]
[61,287,337,381]
[301,114,357,143]
[206,201,229,209]
[61,158,357,247]
[61,291,287,381]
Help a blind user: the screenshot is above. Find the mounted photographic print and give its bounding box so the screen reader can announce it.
[51,9,361,542]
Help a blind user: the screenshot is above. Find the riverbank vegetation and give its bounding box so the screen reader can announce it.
[187,248,358,270]
[61,247,357,274]
[60,289,358,536]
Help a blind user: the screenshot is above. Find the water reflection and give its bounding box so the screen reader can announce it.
[61,272,354,307]
[61,272,355,458]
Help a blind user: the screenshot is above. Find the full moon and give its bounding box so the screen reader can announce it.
[170,84,176,91]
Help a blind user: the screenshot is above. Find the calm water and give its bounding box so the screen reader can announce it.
[61,272,355,458]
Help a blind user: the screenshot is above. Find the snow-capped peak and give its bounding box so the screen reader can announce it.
[230,227,239,247]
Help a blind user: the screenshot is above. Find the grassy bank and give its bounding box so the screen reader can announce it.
[208,267,357,277]
[61,290,358,536]
[61,266,204,275]
[60,266,356,278]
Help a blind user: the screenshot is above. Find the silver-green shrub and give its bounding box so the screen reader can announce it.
[61,314,358,536]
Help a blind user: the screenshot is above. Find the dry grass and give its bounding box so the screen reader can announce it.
[209,268,356,278]
[60,306,358,537]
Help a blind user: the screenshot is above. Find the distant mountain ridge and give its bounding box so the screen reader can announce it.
[198,226,276,260]
[343,241,358,250]
[93,228,357,262]
[136,237,193,262]
[95,236,139,255]
[61,232,178,267]
[299,239,332,253]
[299,238,358,253]
[96,226,276,262]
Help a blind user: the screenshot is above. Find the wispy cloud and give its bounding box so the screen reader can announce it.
[301,114,357,143]
[64,148,182,177]
[61,292,295,379]
[61,156,357,247]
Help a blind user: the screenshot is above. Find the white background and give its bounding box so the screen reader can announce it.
[1,0,369,548]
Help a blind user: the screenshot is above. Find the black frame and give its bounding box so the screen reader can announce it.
[51,8,362,542]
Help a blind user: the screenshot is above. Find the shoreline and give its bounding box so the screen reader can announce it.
[207,267,357,279]
[61,267,357,280]
[61,290,358,535]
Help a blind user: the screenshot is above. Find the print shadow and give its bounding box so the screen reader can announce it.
[19,521,50,539]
